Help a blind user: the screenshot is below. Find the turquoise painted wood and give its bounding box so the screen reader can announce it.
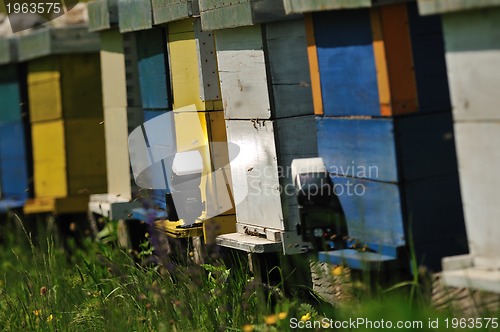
[135,28,170,111]
[313,9,380,116]
[0,65,22,122]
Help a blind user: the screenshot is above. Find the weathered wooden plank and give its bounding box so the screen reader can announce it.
[418,0,500,15]
[88,0,118,32]
[18,27,100,62]
[442,8,500,121]
[118,0,153,33]
[215,25,271,119]
[225,115,316,231]
[265,18,314,118]
[152,0,195,24]
[31,120,67,198]
[135,28,170,110]
[99,30,131,198]
[453,122,500,259]
[313,9,380,116]
[200,0,288,30]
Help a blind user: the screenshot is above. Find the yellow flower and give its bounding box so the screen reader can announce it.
[300,313,311,322]
[33,309,41,316]
[278,312,288,320]
[264,314,278,325]
[47,314,53,322]
[331,265,344,276]
[242,324,254,332]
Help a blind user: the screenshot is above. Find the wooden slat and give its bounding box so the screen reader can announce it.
[152,0,194,25]
[418,0,500,15]
[215,25,271,119]
[100,30,127,109]
[118,0,153,33]
[304,14,323,115]
[28,75,63,123]
[283,0,409,14]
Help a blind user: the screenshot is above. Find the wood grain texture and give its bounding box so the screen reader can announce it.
[313,9,380,116]
[215,25,271,119]
[152,0,193,25]
[100,30,127,109]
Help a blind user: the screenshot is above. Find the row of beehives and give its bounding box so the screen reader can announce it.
[0,0,498,293]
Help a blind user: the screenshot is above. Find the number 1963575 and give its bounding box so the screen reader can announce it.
[6,2,62,14]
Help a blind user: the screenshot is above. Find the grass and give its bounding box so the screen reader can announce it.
[0,212,498,331]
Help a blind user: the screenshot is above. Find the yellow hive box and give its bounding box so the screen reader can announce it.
[168,18,223,111]
[28,118,107,213]
[27,54,104,123]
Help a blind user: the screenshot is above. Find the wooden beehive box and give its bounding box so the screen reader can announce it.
[199,0,289,30]
[0,36,31,211]
[118,0,153,33]
[417,0,500,292]
[282,0,405,14]
[304,2,467,271]
[19,27,107,215]
[214,18,316,253]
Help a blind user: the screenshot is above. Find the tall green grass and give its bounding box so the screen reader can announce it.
[0,213,497,331]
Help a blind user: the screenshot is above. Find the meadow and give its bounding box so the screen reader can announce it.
[0,212,498,332]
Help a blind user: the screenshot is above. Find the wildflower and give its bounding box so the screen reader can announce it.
[145,232,150,238]
[331,265,343,276]
[278,312,288,320]
[242,324,254,332]
[189,251,194,257]
[264,314,278,325]
[33,309,41,316]
[145,303,152,310]
[47,314,53,322]
[137,293,147,301]
[39,286,47,296]
[300,313,311,322]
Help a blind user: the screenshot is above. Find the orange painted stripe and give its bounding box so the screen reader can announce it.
[370,8,392,116]
[379,3,418,116]
[305,14,323,116]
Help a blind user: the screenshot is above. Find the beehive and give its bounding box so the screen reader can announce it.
[115,1,236,239]
[303,2,467,271]
[213,18,317,254]
[19,27,107,215]
[418,0,500,292]
[0,37,31,212]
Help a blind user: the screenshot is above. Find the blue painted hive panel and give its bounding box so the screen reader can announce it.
[135,28,170,110]
[0,65,22,122]
[313,9,380,116]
